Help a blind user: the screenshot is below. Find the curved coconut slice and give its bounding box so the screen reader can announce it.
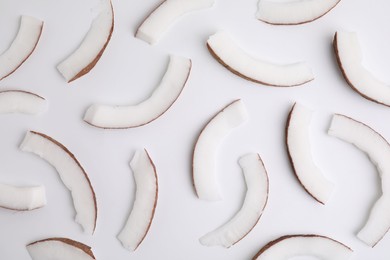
[253,234,352,259]
[0,90,47,115]
[19,131,97,234]
[328,114,390,246]
[256,0,341,25]
[333,31,390,107]
[57,0,114,82]
[199,153,269,247]
[136,0,215,45]
[0,16,43,81]
[27,237,95,260]
[84,55,191,129]
[207,31,314,87]
[193,100,248,201]
[286,103,334,204]
[118,149,158,251]
[0,183,46,211]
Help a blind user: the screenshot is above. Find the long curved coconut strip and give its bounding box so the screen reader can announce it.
[136,0,215,45]
[0,90,47,115]
[286,103,334,204]
[256,0,341,25]
[193,100,248,201]
[0,183,46,211]
[207,32,314,87]
[19,131,97,234]
[118,149,158,251]
[57,0,114,82]
[253,234,352,260]
[333,31,390,107]
[328,114,390,246]
[27,237,95,260]
[84,55,191,129]
[0,16,43,81]
[199,153,269,247]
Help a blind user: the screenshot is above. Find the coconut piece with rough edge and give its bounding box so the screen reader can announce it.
[0,90,47,115]
[0,183,46,211]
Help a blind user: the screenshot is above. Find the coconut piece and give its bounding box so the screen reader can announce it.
[136,0,215,45]
[256,0,341,25]
[19,131,97,234]
[253,234,353,259]
[199,153,269,247]
[0,90,47,115]
[207,31,314,87]
[193,100,248,201]
[0,183,46,211]
[333,31,390,107]
[84,55,191,129]
[286,103,334,204]
[118,149,158,251]
[27,237,95,260]
[57,0,114,82]
[328,114,390,247]
[0,16,43,81]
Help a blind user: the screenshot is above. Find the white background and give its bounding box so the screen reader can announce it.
[1,0,390,259]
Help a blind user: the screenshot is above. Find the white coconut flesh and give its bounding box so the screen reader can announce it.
[0,16,43,81]
[193,99,248,201]
[286,103,334,204]
[334,31,390,107]
[136,0,215,45]
[57,0,113,82]
[27,238,95,260]
[199,153,269,247]
[19,131,97,234]
[118,149,158,251]
[84,55,191,128]
[207,31,314,87]
[0,183,46,211]
[256,0,341,25]
[253,235,353,260]
[328,114,390,247]
[0,90,47,115]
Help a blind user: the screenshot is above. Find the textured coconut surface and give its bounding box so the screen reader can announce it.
[1,0,390,259]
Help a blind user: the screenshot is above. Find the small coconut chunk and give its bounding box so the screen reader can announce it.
[0,183,46,211]
[0,16,43,81]
[207,31,314,87]
[0,90,47,115]
[57,0,114,82]
[136,0,215,45]
[118,149,158,251]
[27,237,95,260]
[253,234,352,260]
[256,0,341,25]
[329,114,390,246]
[84,55,191,128]
[20,131,97,234]
[333,31,390,107]
[193,99,248,201]
[286,103,334,204]
[200,153,269,247]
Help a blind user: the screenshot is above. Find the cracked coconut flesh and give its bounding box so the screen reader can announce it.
[329,114,390,247]
[193,99,248,201]
[20,131,97,234]
[256,0,341,25]
[0,90,47,115]
[84,55,191,128]
[200,153,269,247]
[0,16,43,81]
[0,183,46,210]
[207,31,314,87]
[286,103,334,204]
[136,0,215,44]
[118,149,158,251]
[334,31,390,107]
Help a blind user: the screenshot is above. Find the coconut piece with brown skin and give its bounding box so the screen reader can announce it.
[0,90,47,115]
[0,183,46,211]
